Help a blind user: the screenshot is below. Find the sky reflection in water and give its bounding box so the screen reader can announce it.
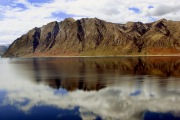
[0,57,180,120]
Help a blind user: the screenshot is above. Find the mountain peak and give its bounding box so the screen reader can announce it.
[158,18,167,22]
[63,18,76,23]
[2,18,180,57]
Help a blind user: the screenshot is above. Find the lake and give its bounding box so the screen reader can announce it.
[0,57,180,120]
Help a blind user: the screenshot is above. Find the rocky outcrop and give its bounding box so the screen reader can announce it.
[3,18,180,57]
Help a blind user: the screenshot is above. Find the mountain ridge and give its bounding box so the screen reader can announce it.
[3,18,180,57]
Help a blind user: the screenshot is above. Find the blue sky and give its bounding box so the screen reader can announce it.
[0,0,179,45]
[0,0,13,6]
[28,0,52,3]
[128,7,141,14]
[0,0,51,5]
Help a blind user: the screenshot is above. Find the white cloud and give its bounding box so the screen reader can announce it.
[0,0,180,44]
[1,69,180,120]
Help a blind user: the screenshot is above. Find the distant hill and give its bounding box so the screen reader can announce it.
[3,18,180,57]
[0,45,8,56]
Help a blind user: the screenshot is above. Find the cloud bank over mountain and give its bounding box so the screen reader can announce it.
[0,0,180,44]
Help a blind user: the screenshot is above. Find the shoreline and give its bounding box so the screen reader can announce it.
[19,54,180,58]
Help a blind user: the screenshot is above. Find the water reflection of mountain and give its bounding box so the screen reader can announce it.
[32,58,107,91]
[12,57,180,91]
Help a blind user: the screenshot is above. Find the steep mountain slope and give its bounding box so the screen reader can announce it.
[3,18,180,57]
[141,19,180,54]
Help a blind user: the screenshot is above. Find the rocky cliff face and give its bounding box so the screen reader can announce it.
[3,18,180,57]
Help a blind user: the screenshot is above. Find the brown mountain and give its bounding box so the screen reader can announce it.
[3,18,180,57]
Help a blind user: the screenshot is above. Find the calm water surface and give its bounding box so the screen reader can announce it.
[0,57,180,120]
